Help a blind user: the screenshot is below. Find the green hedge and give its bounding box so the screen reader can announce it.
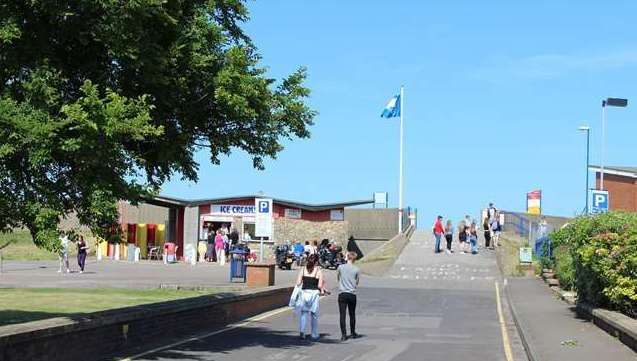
[550,211,637,317]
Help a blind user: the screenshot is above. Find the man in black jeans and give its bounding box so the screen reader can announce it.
[337,251,360,341]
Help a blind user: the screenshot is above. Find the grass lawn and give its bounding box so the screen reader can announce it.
[0,230,59,261]
[496,232,537,276]
[0,229,98,261]
[0,288,232,326]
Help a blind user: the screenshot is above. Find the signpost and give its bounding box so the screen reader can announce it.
[519,247,532,264]
[588,189,609,214]
[255,198,273,262]
[526,190,542,215]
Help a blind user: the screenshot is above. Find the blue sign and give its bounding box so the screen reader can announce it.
[589,190,609,214]
[258,200,270,213]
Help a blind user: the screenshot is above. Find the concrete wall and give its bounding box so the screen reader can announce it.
[119,201,169,225]
[182,206,199,264]
[345,208,398,240]
[273,218,347,244]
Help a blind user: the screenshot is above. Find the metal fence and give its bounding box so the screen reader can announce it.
[501,210,570,247]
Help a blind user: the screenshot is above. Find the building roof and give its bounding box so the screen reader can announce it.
[589,165,637,179]
[144,194,374,211]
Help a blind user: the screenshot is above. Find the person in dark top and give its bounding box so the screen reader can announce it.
[206,227,215,262]
[346,236,364,260]
[229,228,239,246]
[483,217,492,249]
[294,254,327,341]
[77,235,88,273]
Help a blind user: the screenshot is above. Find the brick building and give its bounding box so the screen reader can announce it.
[135,195,374,261]
[590,165,637,212]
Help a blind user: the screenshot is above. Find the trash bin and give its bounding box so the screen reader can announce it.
[229,248,248,282]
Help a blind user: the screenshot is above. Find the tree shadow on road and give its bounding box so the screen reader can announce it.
[124,323,340,361]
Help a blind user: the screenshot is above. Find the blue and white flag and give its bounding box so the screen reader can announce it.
[381,94,401,118]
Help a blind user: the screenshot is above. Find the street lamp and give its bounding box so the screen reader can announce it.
[600,97,628,190]
[578,125,590,213]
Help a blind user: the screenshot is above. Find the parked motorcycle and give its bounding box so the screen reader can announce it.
[317,240,345,269]
[275,244,295,270]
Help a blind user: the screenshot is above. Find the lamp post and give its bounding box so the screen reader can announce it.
[600,97,628,190]
[578,125,590,213]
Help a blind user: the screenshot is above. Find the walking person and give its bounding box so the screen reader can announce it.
[215,230,226,266]
[206,227,215,262]
[77,235,88,273]
[469,222,479,254]
[483,217,492,249]
[487,202,497,220]
[458,221,467,254]
[337,251,361,341]
[432,215,445,253]
[294,254,327,341]
[57,232,71,273]
[444,220,454,254]
[490,212,501,247]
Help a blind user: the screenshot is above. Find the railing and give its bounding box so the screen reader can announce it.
[402,207,417,231]
[502,210,563,245]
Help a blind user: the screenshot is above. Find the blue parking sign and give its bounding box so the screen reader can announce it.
[589,190,609,214]
[258,200,269,213]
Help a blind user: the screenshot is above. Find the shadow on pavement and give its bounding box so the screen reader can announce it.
[0,310,87,327]
[121,326,340,361]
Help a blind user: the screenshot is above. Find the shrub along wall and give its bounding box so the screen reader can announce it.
[549,211,637,318]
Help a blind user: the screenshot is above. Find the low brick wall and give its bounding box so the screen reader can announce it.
[577,302,637,352]
[0,286,293,361]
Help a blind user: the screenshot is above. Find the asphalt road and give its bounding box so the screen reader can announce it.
[119,231,516,361]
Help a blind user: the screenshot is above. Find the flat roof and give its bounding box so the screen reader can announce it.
[589,165,637,179]
[143,194,374,211]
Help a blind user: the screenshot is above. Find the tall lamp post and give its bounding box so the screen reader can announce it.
[600,97,628,190]
[578,125,590,213]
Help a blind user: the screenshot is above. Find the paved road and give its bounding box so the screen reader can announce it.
[0,259,307,289]
[118,231,519,361]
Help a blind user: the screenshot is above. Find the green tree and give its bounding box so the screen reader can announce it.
[0,1,316,251]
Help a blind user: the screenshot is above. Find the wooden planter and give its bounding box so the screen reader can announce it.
[246,263,276,287]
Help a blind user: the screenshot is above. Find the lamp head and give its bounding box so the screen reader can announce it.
[604,98,628,107]
[578,125,590,131]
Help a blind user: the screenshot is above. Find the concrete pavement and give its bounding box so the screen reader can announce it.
[112,231,524,361]
[0,259,309,289]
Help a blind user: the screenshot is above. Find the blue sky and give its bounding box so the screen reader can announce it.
[162,1,637,223]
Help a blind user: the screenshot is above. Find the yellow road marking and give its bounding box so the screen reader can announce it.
[118,306,293,361]
[495,281,514,361]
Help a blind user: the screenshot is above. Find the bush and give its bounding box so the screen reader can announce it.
[553,245,575,290]
[551,211,637,317]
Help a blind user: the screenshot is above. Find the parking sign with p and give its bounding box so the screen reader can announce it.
[589,190,609,214]
[258,200,269,213]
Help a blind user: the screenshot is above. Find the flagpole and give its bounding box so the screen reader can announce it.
[398,85,404,233]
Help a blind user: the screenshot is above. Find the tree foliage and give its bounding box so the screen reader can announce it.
[0,1,316,251]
